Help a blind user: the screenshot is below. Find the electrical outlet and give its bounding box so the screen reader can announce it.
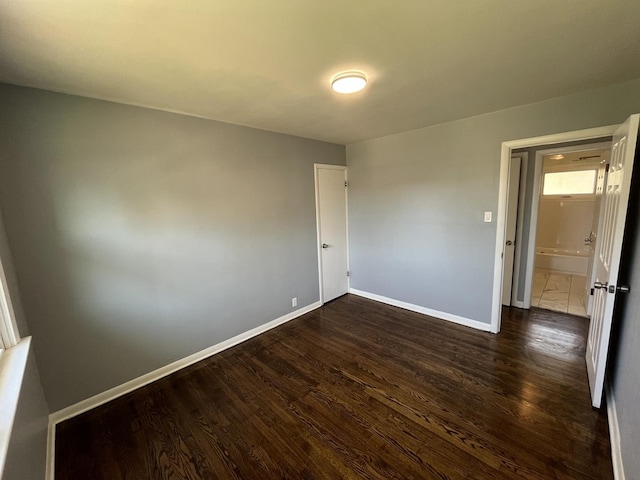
[292,297,298,307]
[484,211,492,223]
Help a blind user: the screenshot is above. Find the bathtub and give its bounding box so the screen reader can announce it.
[535,247,589,276]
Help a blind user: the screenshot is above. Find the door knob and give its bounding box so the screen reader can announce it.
[505,240,513,246]
[593,281,608,290]
[609,284,630,294]
[322,243,329,249]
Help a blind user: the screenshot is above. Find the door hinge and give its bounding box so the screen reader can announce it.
[347,271,350,277]
[590,288,594,296]
[345,181,348,187]
[605,163,610,173]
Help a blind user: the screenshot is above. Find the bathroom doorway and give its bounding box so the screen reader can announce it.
[531,147,609,316]
[503,139,613,316]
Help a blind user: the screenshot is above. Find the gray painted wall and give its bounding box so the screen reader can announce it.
[0,84,345,411]
[347,78,640,324]
[3,344,49,480]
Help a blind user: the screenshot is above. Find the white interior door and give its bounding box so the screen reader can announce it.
[316,165,348,303]
[502,158,521,305]
[585,159,609,316]
[586,114,639,408]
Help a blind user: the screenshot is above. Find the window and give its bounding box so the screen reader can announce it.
[542,169,597,196]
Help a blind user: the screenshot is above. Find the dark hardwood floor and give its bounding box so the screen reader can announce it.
[56,295,613,479]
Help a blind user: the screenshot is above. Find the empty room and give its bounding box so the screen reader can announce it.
[1,1,640,479]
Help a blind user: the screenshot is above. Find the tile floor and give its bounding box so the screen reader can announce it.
[532,269,588,317]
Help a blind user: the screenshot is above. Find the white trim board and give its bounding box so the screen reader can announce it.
[349,289,491,332]
[49,301,322,426]
[606,385,626,480]
[0,246,21,348]
[0,337,31,477]
[45,422,55,480]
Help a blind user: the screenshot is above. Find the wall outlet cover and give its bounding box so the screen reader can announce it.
[484,211,492,222]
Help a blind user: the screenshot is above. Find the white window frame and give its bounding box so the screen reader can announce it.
[541,164,599,199]
[0,257,20,350]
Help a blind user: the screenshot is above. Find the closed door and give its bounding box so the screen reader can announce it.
[315,165,348,303]
[586,114,638,408]
[502,157,521,305]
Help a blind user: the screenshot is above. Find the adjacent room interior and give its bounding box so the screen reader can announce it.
[532,148,609,316]
[1,2,640,479]
[504,142,613,317]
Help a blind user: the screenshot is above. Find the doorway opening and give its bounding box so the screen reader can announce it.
[492,116,640,408]
[531,148,609,317]
[507,142,612,317]
[491,125,620,333]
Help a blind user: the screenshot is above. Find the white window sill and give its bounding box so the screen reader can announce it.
[0,336,30,477]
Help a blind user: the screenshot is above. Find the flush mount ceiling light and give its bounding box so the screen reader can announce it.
[331,71,367,94]
[549,154,565,160]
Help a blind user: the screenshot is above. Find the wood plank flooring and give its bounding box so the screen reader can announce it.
[55,294,613,479]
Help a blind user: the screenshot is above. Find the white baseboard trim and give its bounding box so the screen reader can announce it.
[49,301,322,426]
[45,421,55,480]
[606,384,626,480]
[349,289,491,332]
[511,300,525,309]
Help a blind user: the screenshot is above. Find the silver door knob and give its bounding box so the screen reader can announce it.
[322,243,329,249]
[613,285,630,294]
[505,240,513,246]
[594,281,608,290]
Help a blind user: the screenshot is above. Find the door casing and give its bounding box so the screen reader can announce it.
[492,125,618,333]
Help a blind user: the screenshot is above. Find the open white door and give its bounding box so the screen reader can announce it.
[502,157,521,305]
[586,114,639,408]
[585,159,609,316]
[315,165,349,303]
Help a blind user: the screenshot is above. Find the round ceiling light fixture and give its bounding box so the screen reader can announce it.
[331,71,367,94]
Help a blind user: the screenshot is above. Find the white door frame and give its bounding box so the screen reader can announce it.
[314,164,350,304]
[491,125,618,333]
[0,252,20,349]
[519,141,613,310]
[509,152,528,308]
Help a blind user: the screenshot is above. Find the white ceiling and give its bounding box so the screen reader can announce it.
[544,149,608,170]
[1,1,640,145]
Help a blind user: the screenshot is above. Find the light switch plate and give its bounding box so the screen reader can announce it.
[484,211,492,223]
